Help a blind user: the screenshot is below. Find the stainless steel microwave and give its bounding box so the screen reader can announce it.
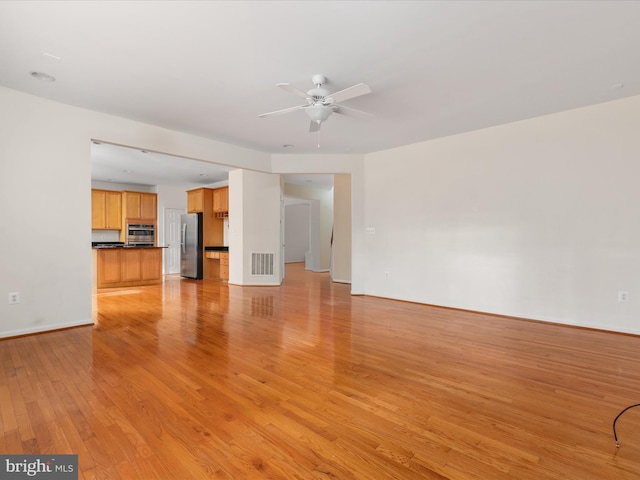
[126,222,156,246]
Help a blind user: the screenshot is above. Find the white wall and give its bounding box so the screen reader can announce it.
[0,90,92,337]
[332,174,352,283]
[0,85,269,338]
[364,95,640,334]
[228,169,282,285]
[284,204,310,263]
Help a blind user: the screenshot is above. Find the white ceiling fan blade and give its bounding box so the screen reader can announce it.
[258,105,304,118]
[326,83,371,103]
[309,121,321,133]
[277,83,311,100]
[333,105,374,121]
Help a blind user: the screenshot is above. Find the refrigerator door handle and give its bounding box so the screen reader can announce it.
[181,224,187,254]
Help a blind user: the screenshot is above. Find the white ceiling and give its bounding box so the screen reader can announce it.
[2,1,640,187]
[90,141,334,190]
[90,141,233,188]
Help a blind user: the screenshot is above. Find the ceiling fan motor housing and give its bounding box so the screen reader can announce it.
[307,87,330,103]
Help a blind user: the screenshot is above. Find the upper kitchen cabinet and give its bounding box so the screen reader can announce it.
[122,191,157,220]
[91,189,122,230]
[187,187,213,213]
[213,186,229,217]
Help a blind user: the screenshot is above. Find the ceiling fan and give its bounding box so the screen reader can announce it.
[259,74,373,133]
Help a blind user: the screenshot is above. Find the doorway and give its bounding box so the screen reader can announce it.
[164,208,185,274]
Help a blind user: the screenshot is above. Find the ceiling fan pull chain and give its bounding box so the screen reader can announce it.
[317,128,321,148]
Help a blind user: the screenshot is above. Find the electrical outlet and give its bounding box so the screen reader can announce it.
[384,271,390,279]
[8,292,20,304]
[618,291,629,302]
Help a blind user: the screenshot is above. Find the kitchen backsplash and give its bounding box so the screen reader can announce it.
[92,230,120,242]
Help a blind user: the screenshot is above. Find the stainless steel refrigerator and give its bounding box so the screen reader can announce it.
[180,213,203,279]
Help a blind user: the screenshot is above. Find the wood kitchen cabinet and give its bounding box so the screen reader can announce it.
[91,189,122,230]
[92,247,163,289]
[187,187,214,213]
[204,251,229,280]
[141,248,163,280]
[213,186,229,216]
[220,252,229,280]
[122,191,157,220]
[95,248,123,286]
[120,249,142,282]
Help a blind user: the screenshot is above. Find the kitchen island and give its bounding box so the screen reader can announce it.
[92,246,164,289]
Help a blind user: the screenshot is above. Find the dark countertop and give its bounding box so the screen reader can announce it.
[205,246,229,252]
[92,242,124,248]
[92,242,165,249]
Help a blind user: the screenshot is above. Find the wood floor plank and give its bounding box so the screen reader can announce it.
[1,264,640,478]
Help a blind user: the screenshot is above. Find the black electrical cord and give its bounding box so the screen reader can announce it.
[613,403,640,447]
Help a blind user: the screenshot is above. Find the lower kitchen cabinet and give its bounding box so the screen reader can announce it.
[220,252,229,280]
[93,247,163,288]
[96,249,122,286]
[121,249,142,282]
[141,248,163,280]
[204,250,229,280]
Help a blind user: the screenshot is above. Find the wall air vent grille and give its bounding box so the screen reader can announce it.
[251,253,275,276]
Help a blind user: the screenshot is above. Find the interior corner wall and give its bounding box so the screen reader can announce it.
[364,94,640,335]
[228,169,282,285]
[332,174,352,283]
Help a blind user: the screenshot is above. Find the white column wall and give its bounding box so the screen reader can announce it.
[332,174,352,283]
[228,169,282,286]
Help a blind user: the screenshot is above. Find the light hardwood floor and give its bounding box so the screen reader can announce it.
[1,263,640,479]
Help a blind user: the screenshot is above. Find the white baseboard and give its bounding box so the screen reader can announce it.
[0,319,94,339]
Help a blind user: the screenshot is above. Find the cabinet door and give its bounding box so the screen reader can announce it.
[124,192,142,219]
[121,249,142,282]
[140,193,157,220]
[141,249,162,280]
[187,189,204,213]
[105,191,122,229]
[97,249,121,285]
[213,187,229,213]
[91,190,107,229]
[220,252,229,279]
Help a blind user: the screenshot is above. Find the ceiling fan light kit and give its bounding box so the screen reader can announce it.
[306,104,333,124]
[259,74,373,144]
